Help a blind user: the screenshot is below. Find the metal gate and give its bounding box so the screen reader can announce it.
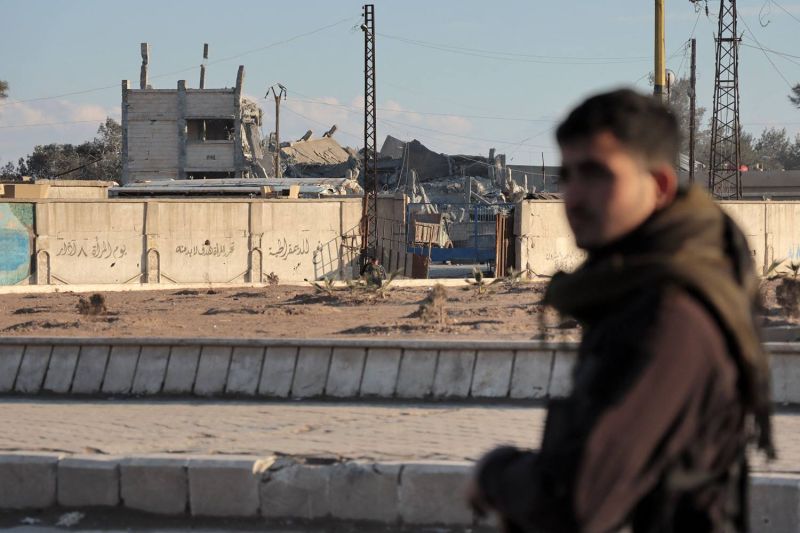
[406,202,514,265]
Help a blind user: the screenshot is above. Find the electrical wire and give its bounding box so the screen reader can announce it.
[741,43,800,68]
[769,0,800,25]
[290,95,556,124]
[0,17,357,109]
[739,14,796,89]
[0,120,101,129]
[378,32,651,65]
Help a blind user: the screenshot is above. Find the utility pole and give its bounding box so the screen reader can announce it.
[654,0,667,101]
[709,0,742,199]
[199,43,208,89]
[361,4,378,258]
[266,84,287,179]
[689,38,697,184]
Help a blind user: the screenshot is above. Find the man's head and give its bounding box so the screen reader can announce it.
[556,89,680,250]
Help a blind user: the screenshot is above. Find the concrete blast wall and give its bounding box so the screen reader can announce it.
[1,198,362,285]
[516,200,800,276]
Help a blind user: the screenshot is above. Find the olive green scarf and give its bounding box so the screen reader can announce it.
[544,186,774,458]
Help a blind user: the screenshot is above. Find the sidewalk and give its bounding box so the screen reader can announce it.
[1,399,796,472]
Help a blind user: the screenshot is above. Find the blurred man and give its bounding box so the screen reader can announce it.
[361,256,386,288]
[470,89,774,532]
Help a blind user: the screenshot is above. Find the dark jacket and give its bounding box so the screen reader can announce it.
[478,286,747,532]
[476,187,770,532]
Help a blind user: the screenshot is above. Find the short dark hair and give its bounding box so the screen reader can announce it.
[556,88,680,166]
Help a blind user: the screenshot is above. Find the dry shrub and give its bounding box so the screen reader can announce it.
[776,278,800,317]
[416,284,448,326]
[266,272,280,286]
[77,293,107,316]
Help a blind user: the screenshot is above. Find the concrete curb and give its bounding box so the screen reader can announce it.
[1,337,799,403]
[0,453,796,532]
[0,278,478,295]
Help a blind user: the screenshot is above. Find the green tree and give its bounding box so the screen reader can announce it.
[0,80,8,99]
[667,77,708,160]
[20,117,122,181]
[754,128,791,170]
[790,84,800,108]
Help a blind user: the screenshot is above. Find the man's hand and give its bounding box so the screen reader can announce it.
[466,477,490,517]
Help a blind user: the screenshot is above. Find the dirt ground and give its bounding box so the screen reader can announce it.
[0,281,579,340]
[0,279,792,340]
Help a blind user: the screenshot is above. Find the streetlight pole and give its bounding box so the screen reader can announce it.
[266,84,287,179]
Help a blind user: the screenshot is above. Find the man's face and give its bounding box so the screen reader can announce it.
[558,131,659,250]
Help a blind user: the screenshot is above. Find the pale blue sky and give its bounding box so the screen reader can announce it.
[1,0,798,168]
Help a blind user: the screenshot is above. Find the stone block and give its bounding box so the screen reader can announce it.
[14,345,52,393]
[163,345,200,394]
[131,345,170,394]
[0,454,58,509]
[188,458,259,517]
[101,345,140,394]
[510,350,554,399]
[0,345,24,392]
[360,348,401,397]
[326,347,366,397]
[120,457,188,515]
[258,346,297,397]
[72,345,111,394]
[549,350,577,398]
[396,349,438,398]
[291,347,331,398]
[771,353,800,404]
[328,462,400,522]
[43,345,80,394]
[750,474,800,533]
[399,463,473,525]
[226,347,264,395]
[194,346,232,396]
[259,463,330,520]
[471,350,514,398]
[58,456,120,507]
[432,350,475,398]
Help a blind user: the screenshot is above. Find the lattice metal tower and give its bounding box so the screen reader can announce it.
[709,0,742,199]
[361,4,378,256]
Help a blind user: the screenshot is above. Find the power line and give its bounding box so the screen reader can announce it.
[769,0,800,25]
[277,89,555,150]
[378,32,651,65]
[0,17,357,109]
[281,104,362,142]
[740,43,800,67]
[739,14,796,89]
[0,120,102,129]
[290,94,556,124]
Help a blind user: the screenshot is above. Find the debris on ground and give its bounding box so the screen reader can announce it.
[76,293,107,316]
[55,511,85,527]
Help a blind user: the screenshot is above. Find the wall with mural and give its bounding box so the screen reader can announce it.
[0,203,34,285]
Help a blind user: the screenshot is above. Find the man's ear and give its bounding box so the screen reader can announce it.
[651,163,678,209]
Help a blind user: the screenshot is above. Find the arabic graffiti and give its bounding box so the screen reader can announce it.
[268,238,316,260]
[544,250,585,272]
[56,237,128,260]
[175,241,236,258]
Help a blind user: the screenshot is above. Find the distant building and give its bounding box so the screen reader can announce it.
[121,65,266,185]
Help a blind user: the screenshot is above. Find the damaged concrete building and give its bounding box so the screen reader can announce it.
[118,44,362,198]
[121,47,269,184]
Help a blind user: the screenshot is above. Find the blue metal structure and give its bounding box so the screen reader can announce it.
[406,202,514,264]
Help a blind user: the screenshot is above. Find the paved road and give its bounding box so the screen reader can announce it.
[0,509,474,532]
[1,399,798,473]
